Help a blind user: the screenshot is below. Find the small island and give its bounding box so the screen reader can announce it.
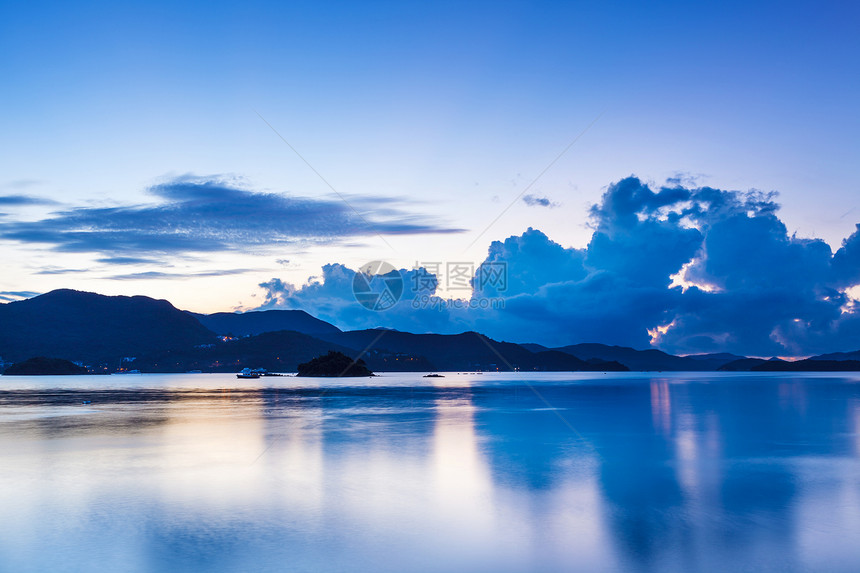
[3,357,88,376]
[297,351,374,377]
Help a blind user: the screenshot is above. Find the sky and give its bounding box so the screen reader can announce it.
[1,0,859,355]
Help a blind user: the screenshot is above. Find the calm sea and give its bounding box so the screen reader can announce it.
[1,372,859,572]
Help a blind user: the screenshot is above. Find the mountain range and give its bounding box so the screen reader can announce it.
[1,289,859,374]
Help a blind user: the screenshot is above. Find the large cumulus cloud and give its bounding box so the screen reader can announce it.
[258,177,860,356]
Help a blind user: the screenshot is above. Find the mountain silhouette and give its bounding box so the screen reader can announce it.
[540,343,743,371]
[0,289,215,365]
[6,288,858,373]
[130,329,435,373]
[297,351,373,377]
[191,309,341,337]
[314,330,628,372]
[3,356,88,375]
[721,357,860,371]
[808,350,860,362]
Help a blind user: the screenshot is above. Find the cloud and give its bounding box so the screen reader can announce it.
[832,224,860,288]
[255,176,860,357]
[0,194,57,206]
[665,172,707,187]
[257,263,469,335]
[96,256,163,265]
[522,194,559,208]
[474,228,587,297]
[35,267,89,275]
[0,290,40,302]
[0,175,465,256]
[107,268,258,280]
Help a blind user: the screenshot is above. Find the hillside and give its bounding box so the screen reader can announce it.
[315,330,627,372]
[297,351,374,377]
[752,359,860,371]
[191,309,341,337]
[808,350,860,362]
[552,343,742,371]
[6,288,855,374]
[0,289,215,365]
[3,356,88,375]
[130,330,434,373]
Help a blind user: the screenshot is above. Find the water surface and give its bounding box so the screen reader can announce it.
[2,372,860,572]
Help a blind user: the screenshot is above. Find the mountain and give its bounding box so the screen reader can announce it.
[808,350,860,361]
[0,290,623,373]
[718,358,769,371]
[550,343,743,371]
[751,358,860,371]
[5,288,853,374]
[191,310,341,337]
[685,352,747,364]
[297,351,373,377]
[129,329,407,373]
[718,357,860,371]
[314,330,628,372]
[0,289,215,365]
[3,356,88,375]
[117,328,625,374]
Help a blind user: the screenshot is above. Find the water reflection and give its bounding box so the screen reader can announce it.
[650,379,672,436]
[431,387,493,530]
[1,374,860,571]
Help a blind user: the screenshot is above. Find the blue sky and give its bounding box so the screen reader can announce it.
[1,1,859,354]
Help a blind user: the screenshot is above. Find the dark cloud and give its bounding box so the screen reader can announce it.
[474,228,587,297]
[522,194,559,208]
[0,175,465,256]
[256,176,860,357]
[586,181,702,289]
[832,224,860,287]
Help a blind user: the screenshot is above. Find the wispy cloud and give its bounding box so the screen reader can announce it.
[107,268,259,280]
[96,256,163,265]
[522,194,559,208]
[665,172,708,187]
[34,267,90,275]
[0,290,40,302]
[0,194,57,206]
[0,175,465,256]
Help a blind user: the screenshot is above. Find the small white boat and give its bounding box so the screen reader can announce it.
[236,368,260,379]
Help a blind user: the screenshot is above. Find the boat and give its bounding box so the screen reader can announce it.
[236,368,261,379]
